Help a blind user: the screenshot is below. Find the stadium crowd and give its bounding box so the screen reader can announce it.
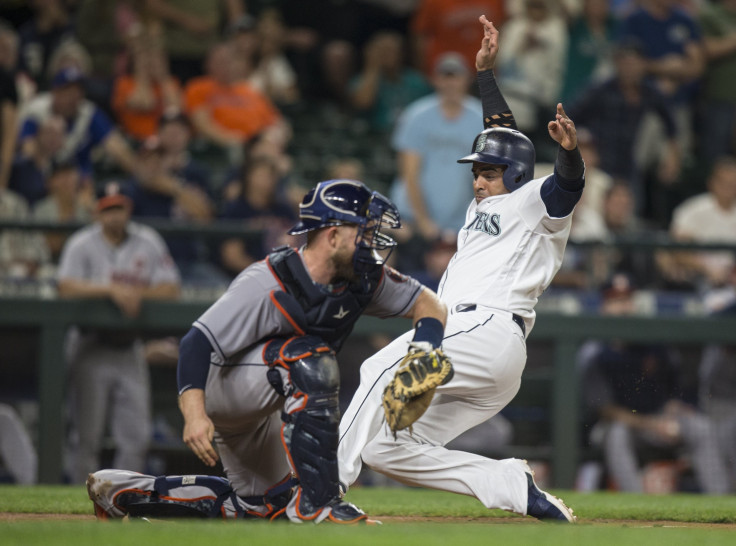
[0,0,735,494]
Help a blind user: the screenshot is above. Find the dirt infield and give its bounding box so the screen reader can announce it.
[3,512,736,529]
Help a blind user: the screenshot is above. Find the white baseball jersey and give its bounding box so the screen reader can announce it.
[438,175,572,332]
[339,174,577,517]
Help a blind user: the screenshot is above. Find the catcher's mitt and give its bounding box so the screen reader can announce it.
[382,344,454,435]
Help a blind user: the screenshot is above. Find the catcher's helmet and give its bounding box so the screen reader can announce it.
[288,179,401,272]
[458,127,536,192]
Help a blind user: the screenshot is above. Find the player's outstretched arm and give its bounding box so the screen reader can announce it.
[475,14,517,130]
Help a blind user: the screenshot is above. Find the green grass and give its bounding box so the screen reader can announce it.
[2,485,736,546]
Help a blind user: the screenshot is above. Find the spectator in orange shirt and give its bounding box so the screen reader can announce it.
[112,29,181,142]
[411,0,509,76]
[183,42,289,159]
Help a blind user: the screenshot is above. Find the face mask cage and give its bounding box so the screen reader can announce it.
[353,193,401,272]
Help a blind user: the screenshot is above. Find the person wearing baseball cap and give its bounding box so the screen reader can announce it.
[57,179,180,485]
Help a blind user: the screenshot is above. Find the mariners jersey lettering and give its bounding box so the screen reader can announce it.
[437,176,572,328]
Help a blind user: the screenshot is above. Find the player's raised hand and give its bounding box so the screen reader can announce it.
[547,103,578,150]
[475,15,499,71]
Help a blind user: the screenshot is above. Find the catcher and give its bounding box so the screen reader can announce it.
[87,179,451,523]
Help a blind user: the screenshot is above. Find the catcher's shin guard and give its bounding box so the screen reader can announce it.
[86,469,268,520]
[265,336,365,522]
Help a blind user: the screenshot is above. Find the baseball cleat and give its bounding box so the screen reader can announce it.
[525,471,576,523]
[325,499,376,524]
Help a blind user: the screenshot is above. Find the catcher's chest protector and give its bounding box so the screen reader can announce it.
[267,247,380,350]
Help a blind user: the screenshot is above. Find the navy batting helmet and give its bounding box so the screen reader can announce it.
[288,179,401,271]
[458,127,536,192]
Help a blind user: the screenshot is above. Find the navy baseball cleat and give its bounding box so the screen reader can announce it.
[525,472,576,523]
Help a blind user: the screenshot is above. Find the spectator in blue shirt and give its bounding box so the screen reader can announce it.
[18,67,139,184]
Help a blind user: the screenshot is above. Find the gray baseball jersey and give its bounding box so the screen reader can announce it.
[193,249,422,366]
[57,222,180,286]
[57,221,179,483]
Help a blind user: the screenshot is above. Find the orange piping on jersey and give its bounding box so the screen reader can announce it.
[265,255,287,291]
[269,291,305,335]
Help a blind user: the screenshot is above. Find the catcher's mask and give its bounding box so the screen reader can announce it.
[457,127,536,192]
[288,179,401,274]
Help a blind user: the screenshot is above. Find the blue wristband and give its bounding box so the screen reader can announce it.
[412,317,444,349]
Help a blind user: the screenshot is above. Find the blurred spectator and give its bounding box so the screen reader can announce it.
[699,344,736,492]
[112,28,181,141]
[618,0,704,170]
[73,0,141,109]
[183,42,289,163]
[18,66,140,184]
[410,0,508,76]
[8,114,64,207]
[389,52,480,243]
[221,127,295,205]
[579,272,729,494]
[0,187,49,280]
[227,14,259,81]
[658,156,736,298]
[44,38,93,89]
[32,160,92,262]
[145,0,244,84]
[219,155,296,277]
[350,30,432,134]
[0,17,33,107]
[127,135,224,286]
[560,0,619,105]
[0,403,37,484]
[406,234,457,292]
[316,39,357,108]
[248,9,301,106]
[568,39,681,221]
[0,50,17,193]
[326,157,365,182]
[57,182,181,483]
[495,0,568,147]
[697,0,736,169]
[16,0,74,91]
[157,111,211,191]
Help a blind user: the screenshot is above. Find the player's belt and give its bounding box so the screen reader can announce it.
[455,304,526,337]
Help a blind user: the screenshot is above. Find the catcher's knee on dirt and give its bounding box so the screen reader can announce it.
[264,336,342,516]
